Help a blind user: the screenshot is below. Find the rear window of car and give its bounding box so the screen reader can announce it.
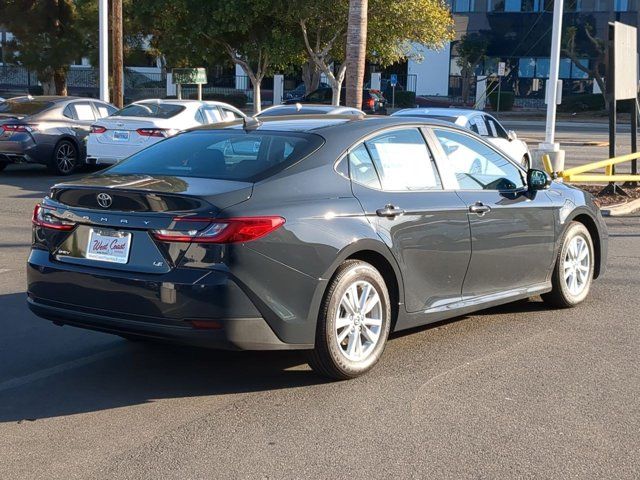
[0,99,53,116]
[106,129,325,182]
[111,102,185,119]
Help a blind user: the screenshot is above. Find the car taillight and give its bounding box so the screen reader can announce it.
[151,216,285,244]
[366,98,375,109]
[2,124,37,133]
[136,128,168,138]
[32,204,75,231]
[91,125,107,134]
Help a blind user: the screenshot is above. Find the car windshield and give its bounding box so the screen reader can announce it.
[106,129,325,182]
[0,99,53,116]
[111,102,185,119]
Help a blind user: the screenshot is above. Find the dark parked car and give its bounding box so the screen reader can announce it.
[284,87,387,114]
[0,96,117,175]
[256,104,364,117]
[283,82,331,100]
[27,115,607,379]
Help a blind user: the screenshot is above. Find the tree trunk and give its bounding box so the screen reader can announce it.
[302,60,321,94]
[53,68,68,96]
[345,0,367,109]
[252,79,262,115]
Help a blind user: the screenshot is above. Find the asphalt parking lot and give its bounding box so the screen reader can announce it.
[1,148,639,479]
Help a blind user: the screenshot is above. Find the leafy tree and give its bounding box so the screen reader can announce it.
[294,0,454,105]
[0,0,93,95]
[456,32,489,105]
[133,0,298,114]
[562,17,606,106]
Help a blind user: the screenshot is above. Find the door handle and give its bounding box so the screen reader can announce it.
[468,202,491,216]
[376,204,405,218]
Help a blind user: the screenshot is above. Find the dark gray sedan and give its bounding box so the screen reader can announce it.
[27,115,607,379]
[0,96,116,175]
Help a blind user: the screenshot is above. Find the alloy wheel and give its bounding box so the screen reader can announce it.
[563,235,590,296]
[335,280,383,362]
[56,142,77,174]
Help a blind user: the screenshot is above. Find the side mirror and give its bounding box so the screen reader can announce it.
[507,130,518,141]
[527,168,551,191]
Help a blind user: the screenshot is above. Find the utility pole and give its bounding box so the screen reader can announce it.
[533,0,564,173]
[98,0,109,102]
[112,0,124,108]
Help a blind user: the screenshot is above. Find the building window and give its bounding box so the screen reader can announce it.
[453,0,475,12]
[614,0,628,10]
[519,58,536,78]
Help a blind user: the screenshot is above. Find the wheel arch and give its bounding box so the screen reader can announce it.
[566,211,602,279]
[319,239,405,332]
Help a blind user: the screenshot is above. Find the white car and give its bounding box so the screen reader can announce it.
[86,99,246,166]
[391,108,531,169]
[256,104,365,117]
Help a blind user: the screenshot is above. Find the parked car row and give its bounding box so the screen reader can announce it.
[0,92,532,176]
[0,96,246,175]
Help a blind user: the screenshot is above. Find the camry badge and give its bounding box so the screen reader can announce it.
[97,193,113,208]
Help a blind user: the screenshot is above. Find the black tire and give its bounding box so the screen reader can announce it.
[542,222,594,308]
[48,139,79,176]
[0,162,7,172]
[307,260,391,380]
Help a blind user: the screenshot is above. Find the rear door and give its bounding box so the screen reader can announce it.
[429,127,556,299]
[349,127,471,313]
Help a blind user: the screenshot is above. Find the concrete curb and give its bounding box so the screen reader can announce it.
[600,197,640,217]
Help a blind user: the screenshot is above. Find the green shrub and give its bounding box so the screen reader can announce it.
[188,90,248,108]
[488,91,514,111]
[28,85,44,96]
[390,91,416,108]
[558,94,605,112]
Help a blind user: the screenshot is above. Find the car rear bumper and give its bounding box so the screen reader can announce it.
[26,249,312,350]
[0,138,38,163]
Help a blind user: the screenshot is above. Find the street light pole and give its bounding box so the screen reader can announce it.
[533,0,565,173]
[98,0,109,102]
[543,0,564,148]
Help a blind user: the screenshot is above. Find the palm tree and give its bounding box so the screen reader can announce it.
[345,0,367,109]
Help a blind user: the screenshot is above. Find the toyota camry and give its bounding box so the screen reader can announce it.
[27,115,608,379]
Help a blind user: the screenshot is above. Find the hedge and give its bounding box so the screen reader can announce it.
[488,91,514,111]
[188,90,248,109]
[389,91,416,108]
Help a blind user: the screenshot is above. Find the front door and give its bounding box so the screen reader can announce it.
[349,127,471,313]
[429,127,556,299]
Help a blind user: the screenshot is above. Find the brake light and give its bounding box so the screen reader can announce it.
[152,216,285,244]
[366,98,375,109]
[90,125,107,134]
[136,128,168,138]
[2,124,36,133]
[32,204,76,231]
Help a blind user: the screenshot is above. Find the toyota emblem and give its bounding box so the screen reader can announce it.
[96,193,113,208]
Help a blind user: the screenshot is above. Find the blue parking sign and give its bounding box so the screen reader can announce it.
[390,74,398,87]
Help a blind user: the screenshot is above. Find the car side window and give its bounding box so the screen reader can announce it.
[348,144,381,189]
[63,105,77,120]
[219,107,240,121]
[194,108,206,124]
[364,128,442,191]
[485,116,508,139]
[93,102,116,118]
[72,102,96,121]
[433,129,524,191]
[202,107,222,123]
[472,117,489,136]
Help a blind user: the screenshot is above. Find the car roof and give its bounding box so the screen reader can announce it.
[258,104,363,114]
[7,95,89,103]
[393,107,487,120]
[193,115,458,138]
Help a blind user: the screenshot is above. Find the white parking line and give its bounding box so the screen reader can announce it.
[0,346,124,393]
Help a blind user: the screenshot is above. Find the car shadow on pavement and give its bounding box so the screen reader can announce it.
[0,292,326,423]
